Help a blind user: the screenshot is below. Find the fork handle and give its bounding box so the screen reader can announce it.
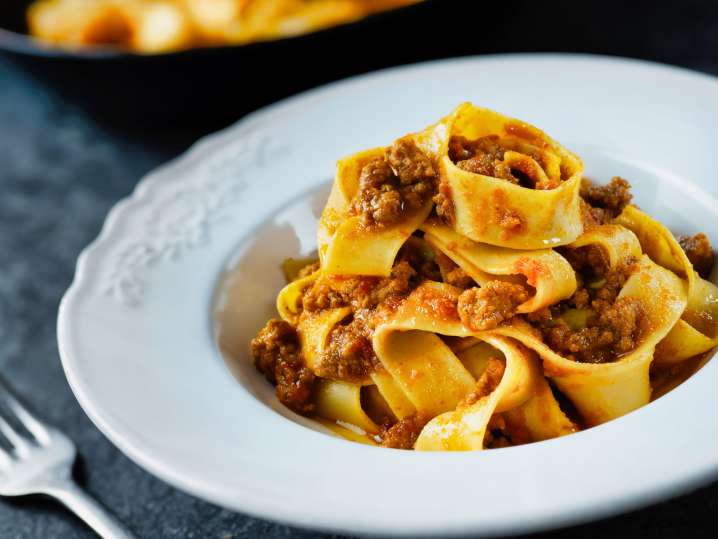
[44,479,137,539]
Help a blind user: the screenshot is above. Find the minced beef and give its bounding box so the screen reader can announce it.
[433,179,455,225]
[302,260,417,312]
[398,238,443,282]
[580,177,632,226]
[449,135,561,190]
[299,241,450,382]
[351,138,437,228]
[380,412,430,450]
[460,357,505,407]
[528,250,645,363]
[449,135,519,184]
[435,252,475,289]
[250,319,316,414]
[678,232,715,278]
[458,281,529,331]
[542,297,644,363]
[317,310,378,381]
[558,244,610,278]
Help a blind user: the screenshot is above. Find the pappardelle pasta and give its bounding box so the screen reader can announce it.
[27,0,420,53]
[251,103,717,450]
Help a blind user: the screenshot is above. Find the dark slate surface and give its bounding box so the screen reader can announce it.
[1,1,718,537]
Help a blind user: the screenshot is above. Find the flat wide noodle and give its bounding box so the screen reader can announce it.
[314,380,378,434]
[252,103,716,452]
[372,282,575,450]
[374,330,475,417]
[616,205,718,363]
[494,256,686,425]
[374,249,685,431]
[421,219,577,312]
[415,336,542,451]
[276,270,319,322]
[439,103,584,249]
[318,148,433,276]
[296,306,352,375]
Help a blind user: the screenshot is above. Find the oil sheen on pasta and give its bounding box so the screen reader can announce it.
[250,103,717,451]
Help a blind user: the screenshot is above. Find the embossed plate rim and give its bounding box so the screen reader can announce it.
[58,54,718,537]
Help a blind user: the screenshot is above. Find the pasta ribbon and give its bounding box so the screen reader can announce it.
[438,103,584,249]
[250,103,716,452]
[415,336,542,451]
[421,219,577,312]
[296,306,352,374]
[276,269,319,322]
[314,380,379,434]
[318,148,433,276]
[616,205,718,363]
[373,247,685,432]
[371,282,574,450]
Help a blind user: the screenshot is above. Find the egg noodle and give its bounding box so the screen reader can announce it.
[251,103,718,450]
[27,0,419,53]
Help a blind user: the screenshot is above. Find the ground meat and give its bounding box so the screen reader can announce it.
[449,135,561,190]
[386,138,436,185]
[435,252,474,289]
[449,135,519,184]
[303,261,417,312]
[317,310,378,381]
[433,179,455,225]
[543,297,644,363]
[678,233,715,278]
[298,258,426,382]
[351,139,436,228]
[380,413,430,450]
[301,278,347,312]
[580,177,632,225]
[458,281,529,331]
[250,319,315,414]
[557,244,610,278]
[530,253,645,363]
[460,357,505,407]
[397,237,442,282]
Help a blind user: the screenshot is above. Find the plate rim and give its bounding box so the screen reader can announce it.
[57,53,718,537]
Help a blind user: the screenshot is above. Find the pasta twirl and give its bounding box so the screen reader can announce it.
[249,104,717,451]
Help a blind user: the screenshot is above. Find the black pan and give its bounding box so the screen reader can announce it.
[0,0,437,127]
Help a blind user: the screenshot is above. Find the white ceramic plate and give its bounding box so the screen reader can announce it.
[58,54,718,537]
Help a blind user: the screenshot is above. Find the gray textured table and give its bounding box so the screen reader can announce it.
[1,46,717,538]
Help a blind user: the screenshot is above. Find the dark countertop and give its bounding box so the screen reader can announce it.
[1,2,718,537]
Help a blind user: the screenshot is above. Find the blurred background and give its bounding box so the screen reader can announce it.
[1,0,717,537]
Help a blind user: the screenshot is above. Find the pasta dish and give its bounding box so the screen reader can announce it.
[251,103,717,450]
[26,0,420,53]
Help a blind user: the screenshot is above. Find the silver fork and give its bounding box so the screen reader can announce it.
[0,379,137,538]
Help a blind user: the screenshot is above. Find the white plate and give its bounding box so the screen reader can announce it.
[58,54,718,537]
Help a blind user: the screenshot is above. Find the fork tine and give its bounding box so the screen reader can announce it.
[0,414,30,456]
[0,382,50,445]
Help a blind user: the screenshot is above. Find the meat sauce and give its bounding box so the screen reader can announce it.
[351,139,437,228]
[448,135,561,190]
[580,177,632,226]
[250,319,316,414]
[458,281,529,331]
[251,164,716,443]
[528,245,644,363]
